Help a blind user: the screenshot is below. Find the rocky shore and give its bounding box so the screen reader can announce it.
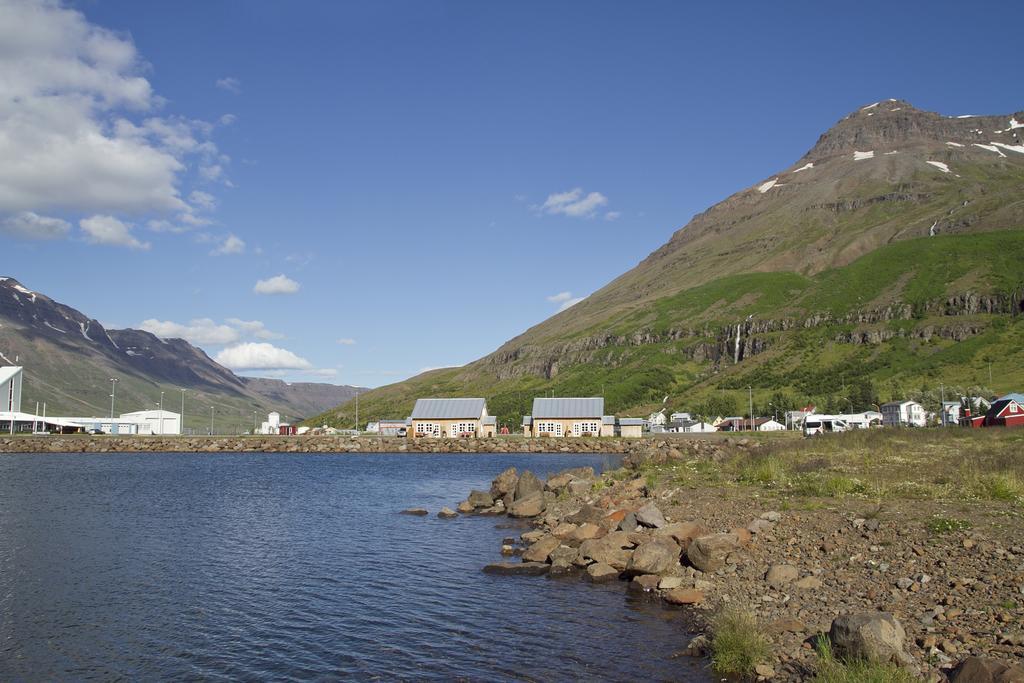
[0,434,693,455]
[449,449,1024,682]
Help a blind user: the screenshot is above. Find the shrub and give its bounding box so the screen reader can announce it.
[738,457,788,487]
[709,607,769,676]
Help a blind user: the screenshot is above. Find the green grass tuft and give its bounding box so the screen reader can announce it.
[709,607,769,676]
[813,634,916,683]
[926,516,972,535]
[974,472,1024,502]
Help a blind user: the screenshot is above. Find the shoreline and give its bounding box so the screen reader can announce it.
[455,436,1024,681]
[0,434,734,456]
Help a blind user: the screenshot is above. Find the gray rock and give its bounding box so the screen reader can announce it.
[765,564,799,587]
[483,561,550,576]
[896,577,914,590]
[747,519,774,534]
[437,506,458,519]
[514,470,543,501]
[456,500,475,513]
[635,502,668,529]
[626,537,681,576]
[948,656,1024,682]
[548,545,578,566]
[490,467,519,498]
[566,479,593,496]
[508,492,546,518]
[467,490,494,508]
[400,508,429,516]
[521,535,561,563]
[617,511,638,532]
[578,531,634,571]
[564,504,604,525]
[586,562,620,583]
[686,533,741,572]
[828,612,913,665]
[761,511,781,522]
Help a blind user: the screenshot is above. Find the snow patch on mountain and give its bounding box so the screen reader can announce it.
[793,162,814,173]
[853,150,874,160]
[758,179,779,193]
[926,161,951,173]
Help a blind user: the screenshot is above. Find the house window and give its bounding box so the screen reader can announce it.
[452,422,477,437]
[535,421,563,437]
[572,421,599,436]
[416,422,440,437]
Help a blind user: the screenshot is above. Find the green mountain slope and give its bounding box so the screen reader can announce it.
[309,101,1024,429]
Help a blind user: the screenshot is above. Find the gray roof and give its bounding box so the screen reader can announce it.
[618,418,645,426]
[481,416,496,425]
[411,398,486,419]
[522,416,533,426]
[602,415,615,425]
[531,397,604,419]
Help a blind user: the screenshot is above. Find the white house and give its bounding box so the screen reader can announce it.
[117,409,181,435]
[411,398,494,438]
[881,401,926,427]
[524,397,613,437]
[648,411,667,426]
[669,419,716,433]
[669,412,692,423]
[755,418,786,432]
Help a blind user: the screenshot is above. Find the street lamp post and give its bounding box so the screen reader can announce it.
[253,410,257,434]
[180,389,185,435]
[210,406,214,435]
[109,378,118,419]
[159,391,164,434]
[748,386,753,432]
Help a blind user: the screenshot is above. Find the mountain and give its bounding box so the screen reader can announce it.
[310,100,1024,428]
[0,276,364,429]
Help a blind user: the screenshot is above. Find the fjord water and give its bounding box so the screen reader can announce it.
[0,453,707,681]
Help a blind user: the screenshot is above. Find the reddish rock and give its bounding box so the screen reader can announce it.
[663,588,705,605]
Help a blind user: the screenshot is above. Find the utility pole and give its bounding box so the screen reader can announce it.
[355,393,359,431]
[940,383,945,427]
[748,386,753,432]
[159,391,164,435]
[110,378,118,419]
[253,410,257,434]
[210,406,214,435]
[180,389,185,435]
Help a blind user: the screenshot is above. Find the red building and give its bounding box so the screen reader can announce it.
[982,397,1024,428]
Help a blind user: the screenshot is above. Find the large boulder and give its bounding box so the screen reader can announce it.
[635,502,668,529]
[490,467,519,498]
[577,531,634,571]
[765,564,799,588]
[508,492,546,518]
[586,562,620,583]
[467,490,494,508]
[948,657,1024,683]
[437,507,458,519]
[566,479,593,496]
[522,535,561,563]
[828,612,913,666]
[545,473,578,492]
[625,537,681,576]
[686,533,741,572]
[456,500,475,513]
[570,522,605,542]
[564,504,604,526]
[655,521,704,550]
[514,471,544,501]
[662,588,705,605]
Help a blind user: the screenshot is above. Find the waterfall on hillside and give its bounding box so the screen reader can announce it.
[734,323,742,363]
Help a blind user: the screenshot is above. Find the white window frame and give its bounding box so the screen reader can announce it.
[452,422,477,437]
[535,421,563,437]
[416,422,440,437]
[572,421,600,436]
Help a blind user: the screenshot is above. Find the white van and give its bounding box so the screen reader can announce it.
[803,415,848,437]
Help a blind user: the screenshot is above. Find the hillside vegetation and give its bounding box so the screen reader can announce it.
[308,101,1024,429]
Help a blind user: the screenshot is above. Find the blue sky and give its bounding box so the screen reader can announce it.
[3,0,1021,387]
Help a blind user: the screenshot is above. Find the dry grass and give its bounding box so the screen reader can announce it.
[709,607,769,676]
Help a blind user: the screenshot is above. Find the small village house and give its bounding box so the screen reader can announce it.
[617,418,645,438]
[881,401,926,427]
[668,418,716,433]
[981,393,1024,428]
[523,397,613,437]
[754,418,786,432]
[378,418,410,437]
[410,398,490,438]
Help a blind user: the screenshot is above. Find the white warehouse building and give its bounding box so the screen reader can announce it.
[2,366,23,413]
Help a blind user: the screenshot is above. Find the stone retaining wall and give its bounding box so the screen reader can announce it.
[0,435,703,455]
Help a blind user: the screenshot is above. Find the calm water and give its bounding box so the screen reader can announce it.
[0,452,708,682]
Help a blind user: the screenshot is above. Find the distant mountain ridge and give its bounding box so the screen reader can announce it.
[0,276,363,426]
[309,100,1024,428]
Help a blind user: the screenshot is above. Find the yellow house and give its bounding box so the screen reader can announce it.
[617,418,645,438]
[410,398,490,438]
[523,397,614,437]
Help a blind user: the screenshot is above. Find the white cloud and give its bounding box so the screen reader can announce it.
[211,233,245,255]
[0,211,71,239]
[215,77,241,94]
[218,113,237,126]
[199,164,224,182]
[188,190,217,211]
[254,274,300,295]
[224,318,282,340]
[139,316,281,345]
[140,318,239,345]
[337,338,356,345]
[0,0,227,237]
[547,290,584,311]
[79,215,149,249]
[604,211,621,221]
[215,342,312,371]
[538,188,608,218]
